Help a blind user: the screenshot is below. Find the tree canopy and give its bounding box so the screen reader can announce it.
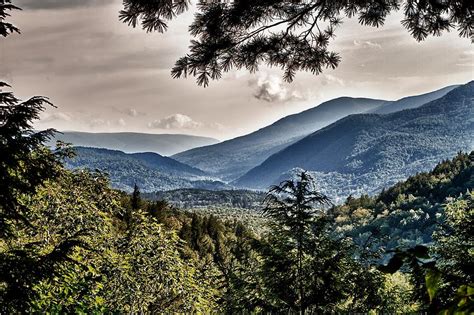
[121,0,473,86]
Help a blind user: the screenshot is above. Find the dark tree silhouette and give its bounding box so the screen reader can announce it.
[0,0,20,37]
[131,183,142,210]
[121,0,473,86]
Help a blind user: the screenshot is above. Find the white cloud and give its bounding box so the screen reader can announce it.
[353,40,382,49]
[148,114,203,130]
[117,118,126,126]
[127,108,138,117]
[251,74,303,103]
[321,74,345,86]
[456,50,474,67]
[88,118,110,128]
[41,112,72,122]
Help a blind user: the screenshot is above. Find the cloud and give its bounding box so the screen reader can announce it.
[16,0,114,10]
[148,114,203,130]
[41,112,72,122]
[88,118,111,128]
[353,40,382,49]
[321,74,345,86]
[456,50,474,67]
[251,74,303,103]
[126,108,138,117]
[117,118,126,126]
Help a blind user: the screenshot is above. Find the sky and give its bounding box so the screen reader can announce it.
[1,0,472,140]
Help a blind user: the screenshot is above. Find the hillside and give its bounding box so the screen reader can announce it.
[370,85,459,114]
[50,132,220,156]
[236,82,474,201]
[143,188,266,210]
[66,147,228,192]
[174,97,386,180]
[334,151,473,253]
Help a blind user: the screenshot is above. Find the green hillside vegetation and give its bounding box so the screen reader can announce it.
[333,151,473,255]
[1,84,472,313]
[144,188,265,209]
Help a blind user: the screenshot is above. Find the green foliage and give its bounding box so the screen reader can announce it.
[0,169,119,312]
[334,151,473,255]
[432,191,474,312]
[255,172,383,313]
[0,83,73,236]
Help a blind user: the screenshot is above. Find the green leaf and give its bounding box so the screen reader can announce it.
[425,269,442,303]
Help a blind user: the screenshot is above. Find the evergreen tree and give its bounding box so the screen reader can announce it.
[121,0,473,86]
[0,0,20,37]
[260,172,382,312]
[131,183,141,210]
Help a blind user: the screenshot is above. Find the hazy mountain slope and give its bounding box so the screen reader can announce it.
[173,97,386,180]
[143,189,266,210]
[66,147,228,192]
[371,85,459,114]
[50,132,220,156]
[236,82,474,200]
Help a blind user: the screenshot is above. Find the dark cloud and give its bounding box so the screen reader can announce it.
[16,0,115,10]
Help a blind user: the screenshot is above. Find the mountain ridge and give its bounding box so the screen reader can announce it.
[50,131,220,156]
[173,97,387,180]
[66,147,229,192]
[235,81,474,201]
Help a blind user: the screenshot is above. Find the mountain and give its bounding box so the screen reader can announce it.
[50,132,220,156]
[333,151,473,256]
[174,97,387,180]
[66,147,229,192]
[236,82,474,202]
[370,85,459,114]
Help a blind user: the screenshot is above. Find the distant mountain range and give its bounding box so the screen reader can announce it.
[370,85,459,114]
[50,132,219,156]
[174,97,387,180]
[173,84,463,181]
[235,82,474,202]
[63,82,472,202]
[66,147,228,192]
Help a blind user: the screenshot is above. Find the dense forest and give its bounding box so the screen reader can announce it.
[1,84,472,313]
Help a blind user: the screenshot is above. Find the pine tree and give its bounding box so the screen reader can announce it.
[131,184,141,210]
[121,0,473,86]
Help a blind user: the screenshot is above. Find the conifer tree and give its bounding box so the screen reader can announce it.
[121,0,473,86]
[131,183,141,210]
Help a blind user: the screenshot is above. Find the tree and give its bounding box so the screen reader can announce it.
[131,183,141,210]
[263,172,331,313]
[0,82,72,236]
[260,172,382,312]
[121,0,473,86]
[0,0,20,37]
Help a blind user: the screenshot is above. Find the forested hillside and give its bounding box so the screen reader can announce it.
[370,85,459,114]
[333,151,473,255]
[65,147,228,192]
[237,82,474,200]
[174,97,386,180]
[144,189,265,209]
